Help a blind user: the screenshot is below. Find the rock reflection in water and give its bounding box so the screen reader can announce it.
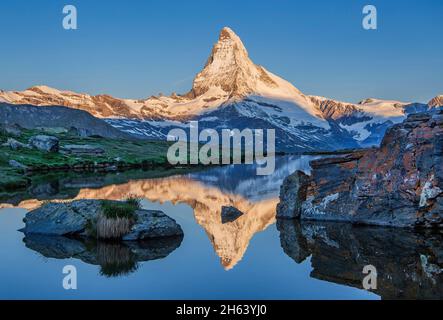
[23,235,183,277]
[277,220,443,299]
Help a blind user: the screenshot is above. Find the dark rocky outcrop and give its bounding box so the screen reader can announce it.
[276,170,309,219]
[278,109,443,228]
[277,220,443,299]
[0,103,133,140]
[20,200,184,240]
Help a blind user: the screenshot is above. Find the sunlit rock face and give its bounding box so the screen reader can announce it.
[277,220,443,300]
[277,110,443,227]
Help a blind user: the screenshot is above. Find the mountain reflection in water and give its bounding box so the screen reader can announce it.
[3,156,315,270]
[2,155,442,299]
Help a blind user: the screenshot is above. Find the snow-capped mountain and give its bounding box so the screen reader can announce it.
[0,27,441,151]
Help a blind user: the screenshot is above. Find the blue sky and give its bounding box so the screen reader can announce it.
[0,0,442,103]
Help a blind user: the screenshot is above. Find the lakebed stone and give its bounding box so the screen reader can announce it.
[20,199,184,240]
[221,206,244,223]
[277,109,443,228]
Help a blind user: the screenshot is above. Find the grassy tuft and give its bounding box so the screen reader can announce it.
[96,198,142,239]
[100,198,140,220]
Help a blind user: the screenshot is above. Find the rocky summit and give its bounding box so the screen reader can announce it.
[277,108,443,228]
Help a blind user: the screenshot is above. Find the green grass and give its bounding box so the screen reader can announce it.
[0,127,178,190]
[100,197,142,220]
[2,128,172,168]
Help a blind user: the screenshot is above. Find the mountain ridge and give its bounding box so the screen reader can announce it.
[1,27,441,151]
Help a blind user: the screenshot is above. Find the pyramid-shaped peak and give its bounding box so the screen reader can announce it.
[219,27,241,41]
[189,27,278,97]
[428,95,443,107]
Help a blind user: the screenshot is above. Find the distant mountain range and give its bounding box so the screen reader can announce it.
[1,27,441,152]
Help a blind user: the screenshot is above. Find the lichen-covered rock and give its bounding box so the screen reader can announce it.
[29,135,59,153]
[279,109,443,228]
[276,170,309,219]
[20,199,183,240]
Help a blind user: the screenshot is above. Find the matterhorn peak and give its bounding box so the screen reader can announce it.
[189,27,279,98]
[428,95,443,108]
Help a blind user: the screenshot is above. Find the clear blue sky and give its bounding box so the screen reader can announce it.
[1,0,442,103]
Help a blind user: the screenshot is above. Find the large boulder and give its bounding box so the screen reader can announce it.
[20,199,184,240]
[29,135,59,152]
[277,109,443,228]
[276,170,309,219]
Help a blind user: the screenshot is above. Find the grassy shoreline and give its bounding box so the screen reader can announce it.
[0,128,197,192]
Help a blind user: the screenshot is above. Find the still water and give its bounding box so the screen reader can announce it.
[0,156,441,299]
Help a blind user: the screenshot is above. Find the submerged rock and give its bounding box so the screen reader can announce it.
[29,135,59,153]
[221,206,244,223]
[277,109,443,228]
[20,199,183,240]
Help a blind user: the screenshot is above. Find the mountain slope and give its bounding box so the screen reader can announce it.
[1,27,441,151]
[0,103,133,139]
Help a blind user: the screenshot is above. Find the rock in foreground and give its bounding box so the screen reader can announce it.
[20,199,183,240]
[278,109,443,228]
